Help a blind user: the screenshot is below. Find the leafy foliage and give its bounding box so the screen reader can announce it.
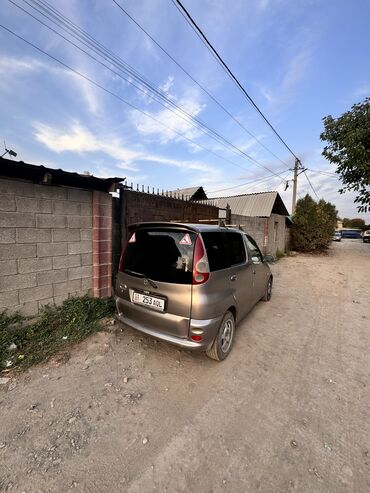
[0,296,115,370]
[320,97,370,212]
[342,217,365,229]
[291,194,338,252]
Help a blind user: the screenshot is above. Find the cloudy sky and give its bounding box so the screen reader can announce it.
[1,0,369,220]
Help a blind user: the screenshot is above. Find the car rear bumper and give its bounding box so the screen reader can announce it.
[115,296,221,350]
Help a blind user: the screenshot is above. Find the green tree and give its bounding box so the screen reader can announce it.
[320,97,370,212]
[291,194,338,252]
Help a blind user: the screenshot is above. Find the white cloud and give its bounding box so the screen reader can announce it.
[141,155,213,172]
[159,76,175,94]
[131,91,206,145]
[33,122,140,170]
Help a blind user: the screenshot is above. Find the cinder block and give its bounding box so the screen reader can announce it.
[68,240,92,255]
[37,243,67,257]
[0,260,17,276]
[34,184,67,200]
[18,257,52,273]
[16,197,52,213]
[68,265,92,280]
[19,284,53,303]
[0,273,37,293]
[0,290,19,309]
[80,229,92,240]
[52,229,80,242]
[68,216,92,229]
[81,277,92,291]
[0,196,16,211]
[38,297,55,310]
[0,244,36,260]
[0,179,35,197]
[52,254,81,269]
[53,200,81,215]
[16,228,51,243]
[8,301,39,317]
[81,253,92,266]
[36,214,67,229]
[53,295,67,306]
[0,212,36,228]
[80,203,92,216]
[53,279,81,297]
[37,269,68,286]
[0,228,15,243]
[67,188,92,203]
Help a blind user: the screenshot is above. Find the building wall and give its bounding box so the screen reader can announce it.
[267,213,286,255]
[0,178,112,316]
[230,214,267,252]
[230,213,287,255]
[120,189,218,247]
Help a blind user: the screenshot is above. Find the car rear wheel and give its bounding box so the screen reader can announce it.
[206,311,235,361]
[262,276,273,301]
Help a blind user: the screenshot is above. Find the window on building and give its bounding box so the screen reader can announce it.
[274,221,279,242]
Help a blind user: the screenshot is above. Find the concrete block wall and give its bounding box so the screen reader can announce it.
[120,189,218,248]
[0,178,93,316]
[268,213,286,255]
[230,214,267,252]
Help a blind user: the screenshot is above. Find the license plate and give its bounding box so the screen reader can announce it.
[132,292,165,312]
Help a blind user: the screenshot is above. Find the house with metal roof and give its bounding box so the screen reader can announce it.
[169,186,208,201]
[204,191,290,256]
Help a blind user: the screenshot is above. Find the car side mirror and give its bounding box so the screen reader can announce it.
[263,254,275,263]
[251,256,261,264]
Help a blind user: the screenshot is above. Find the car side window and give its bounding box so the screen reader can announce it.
[244,235,263,264]
[201,232,229,272]
[225,232,246,266]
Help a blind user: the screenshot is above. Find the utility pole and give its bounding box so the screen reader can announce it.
[291,158,299,215]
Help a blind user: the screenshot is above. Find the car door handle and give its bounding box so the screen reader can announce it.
[230,275,237,281]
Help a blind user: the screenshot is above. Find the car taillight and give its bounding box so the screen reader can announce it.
[193,235,210,285]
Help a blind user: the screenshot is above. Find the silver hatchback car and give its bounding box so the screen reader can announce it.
[115,222,273,360]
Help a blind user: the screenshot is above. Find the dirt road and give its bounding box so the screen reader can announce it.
[1,240,370,492]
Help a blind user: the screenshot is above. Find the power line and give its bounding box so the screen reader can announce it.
[207,168,290,194]
[0,22,288,181]
[303,170,320,199]
[171,0,300,160]
[112,0,290,169]
[10,0,287,182]
[306,168,337,177]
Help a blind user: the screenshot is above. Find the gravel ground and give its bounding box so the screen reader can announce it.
[0,239,369,492]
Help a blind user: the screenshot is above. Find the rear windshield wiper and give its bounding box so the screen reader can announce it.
[123,269,158,289]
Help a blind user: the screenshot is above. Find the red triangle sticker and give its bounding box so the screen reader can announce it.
[179,233,192,245]
[129,232,136,243]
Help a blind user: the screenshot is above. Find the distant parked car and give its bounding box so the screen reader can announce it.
[333,231,342,242]
[116,222,273,361]
[341,228,362,239]
[363,230,370,243]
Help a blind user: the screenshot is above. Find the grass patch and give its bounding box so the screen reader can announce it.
[0,296,115,371]
[276,249,285,260]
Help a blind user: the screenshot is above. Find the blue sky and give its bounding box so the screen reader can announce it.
[1,0,369,220]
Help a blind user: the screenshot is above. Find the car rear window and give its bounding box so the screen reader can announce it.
[121,229,196,284]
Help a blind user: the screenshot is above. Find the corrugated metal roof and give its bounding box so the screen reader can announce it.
[169,186,207,200]
[204,191,288,217]
[0,157,125,192]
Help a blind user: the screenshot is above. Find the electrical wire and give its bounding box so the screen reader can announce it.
[10,0,287,181]
[207,168,289,194]
[303,170,320,199]
[112,0,291,169]
[171,0,299,160]
[0,22,290,181]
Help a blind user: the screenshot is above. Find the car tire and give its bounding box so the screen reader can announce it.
[262,276,273,301]
[206,311,235,361]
